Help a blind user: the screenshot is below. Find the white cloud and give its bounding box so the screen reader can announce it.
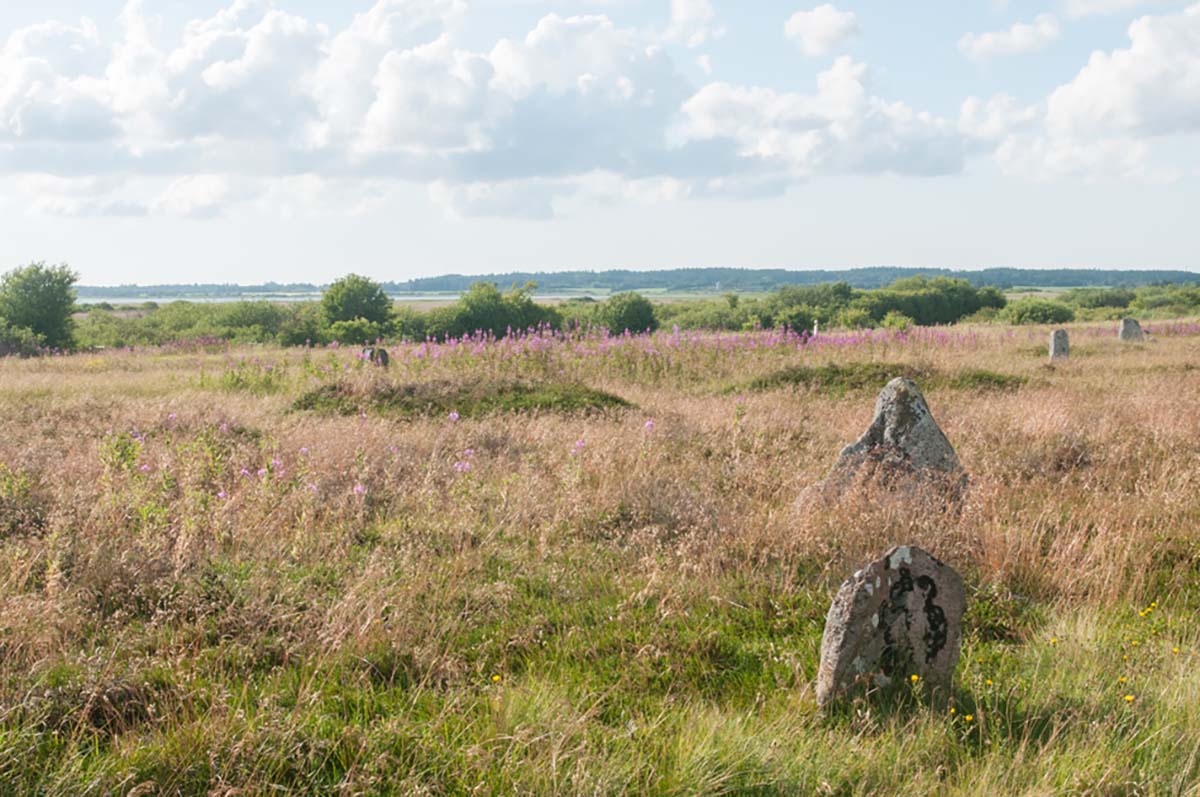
[665,0,725,48]
[27,0,1198,219]
[958,14,1061,60]
[152,174,244,218]
[961,3,1200,181]
[784,5,859,58]
[681,57,968,179]
[1047,4,1200,138]
[1063,0,1177,17]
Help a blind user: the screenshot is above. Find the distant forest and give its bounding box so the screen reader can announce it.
[76,267,1200,300]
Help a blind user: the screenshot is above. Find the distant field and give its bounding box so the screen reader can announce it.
[2,320,1200,794]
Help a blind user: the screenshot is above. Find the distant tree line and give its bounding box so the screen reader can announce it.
[71,275,1006,348]
[73,266,1200,301]
[9,263,1200,356]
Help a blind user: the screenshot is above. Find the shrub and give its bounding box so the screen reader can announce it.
[880,311,914,330]
[0,262,79,349]
[277,304,327,347]
[1063,288,1135,309]
[0,320,44,357]
[1002,299,1075,325]
[600,292,657,334]
[328,318,387,345]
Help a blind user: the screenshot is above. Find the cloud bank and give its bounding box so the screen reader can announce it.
[1,0,1198,218]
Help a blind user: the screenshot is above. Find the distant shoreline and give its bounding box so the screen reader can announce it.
[74,266,1200,304]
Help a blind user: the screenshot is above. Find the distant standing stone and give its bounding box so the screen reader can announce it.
[1049,329,1069,360]
[363,347,390,367]
[816,545,965,707]
[817,377,967,504]
[1119,318,1144,342]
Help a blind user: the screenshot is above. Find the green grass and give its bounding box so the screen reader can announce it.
[3,547,1194,795]
[741,362,1026,396]
[292,379,633,419]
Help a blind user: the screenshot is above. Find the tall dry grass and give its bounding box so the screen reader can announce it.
[0,323,1198,794]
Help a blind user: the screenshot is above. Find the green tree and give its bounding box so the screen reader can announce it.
[600,292,657,334]
[321,274,393,326]
[0,262,79,349]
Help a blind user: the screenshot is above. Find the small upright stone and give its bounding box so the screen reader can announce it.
[1049,329,1069,360]
[363,347,390,367]
[817,377,966,503]
[1119,318,1144,342]
[816,545,965,707]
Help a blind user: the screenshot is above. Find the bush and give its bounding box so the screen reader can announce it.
[0,319,45,357]
[1063,288,1135,309]
[600,292,657,334]
[391,306,428,341]
[1002,299,1075,325]
[0,262,79,349]
[328,318,387,345]
[424,283,562,340]
[277,304,327,347]
[322,274,393,327]
[880,311,914,330]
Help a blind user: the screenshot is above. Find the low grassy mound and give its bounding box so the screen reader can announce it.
[293,379,632,418]
[744,362,1025,395]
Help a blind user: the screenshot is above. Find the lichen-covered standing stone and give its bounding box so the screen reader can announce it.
[363,347,390,367]
[819,377,966,503]
[1119,318,1144,342]
[816,545,965,707]
[1049,329,1069,360]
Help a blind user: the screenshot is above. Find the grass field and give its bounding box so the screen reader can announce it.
[2,321,1200,795]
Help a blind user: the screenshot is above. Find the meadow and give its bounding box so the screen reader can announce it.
[2,321,1200,795]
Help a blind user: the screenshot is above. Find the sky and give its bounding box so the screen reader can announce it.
[0,0,1198,285]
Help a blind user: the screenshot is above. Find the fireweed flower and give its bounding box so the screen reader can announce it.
[139,464,151,473]
[454,461,472,473]
[353,484,366,495]
[240,468,251,478]
[448,411,460,422]
[572,439,586,456]
[257,468,268,478]
[644,420,656,431]
[217,490,228,500]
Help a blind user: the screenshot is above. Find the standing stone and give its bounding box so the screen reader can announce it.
[363,347,390,367]
[1119,318,1144,342]
[816,377,967,503]
[1049,329,1069,360]
[816,545,965,707]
